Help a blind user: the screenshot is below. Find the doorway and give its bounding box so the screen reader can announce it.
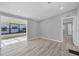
[63,17,74,49]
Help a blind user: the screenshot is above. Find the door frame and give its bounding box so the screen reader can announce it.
[63,20,73,36]
[61,16,77,45]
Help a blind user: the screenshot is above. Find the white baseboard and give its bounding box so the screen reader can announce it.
[40,37,63,42]
[29,37,79,47]
[74,42,79,47]
[28,37,40,40]
[28,36,63,43]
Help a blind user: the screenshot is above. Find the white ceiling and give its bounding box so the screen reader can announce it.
[0,2,79,21]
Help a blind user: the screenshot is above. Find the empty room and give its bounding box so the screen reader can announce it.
[0,2,79,56]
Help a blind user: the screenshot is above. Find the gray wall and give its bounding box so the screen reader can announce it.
[39,9,77,42]
[40,16,62,42]
[27,20,39,40]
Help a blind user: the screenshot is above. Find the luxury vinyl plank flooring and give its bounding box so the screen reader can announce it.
[39,42,57,56]
[1,38,79,56]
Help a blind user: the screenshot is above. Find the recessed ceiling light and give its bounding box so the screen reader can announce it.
[60,7,64,10]
[17,10,21,12]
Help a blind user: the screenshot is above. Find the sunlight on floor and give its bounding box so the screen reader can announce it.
[1,36,27,47]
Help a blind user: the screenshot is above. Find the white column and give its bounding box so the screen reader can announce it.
[76,9,79,46]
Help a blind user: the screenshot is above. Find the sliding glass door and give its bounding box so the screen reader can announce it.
[0,15,27,48]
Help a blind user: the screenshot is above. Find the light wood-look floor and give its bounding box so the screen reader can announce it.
[0,36,79,56]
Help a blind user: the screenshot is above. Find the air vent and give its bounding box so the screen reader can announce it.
[48,2,52,4]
